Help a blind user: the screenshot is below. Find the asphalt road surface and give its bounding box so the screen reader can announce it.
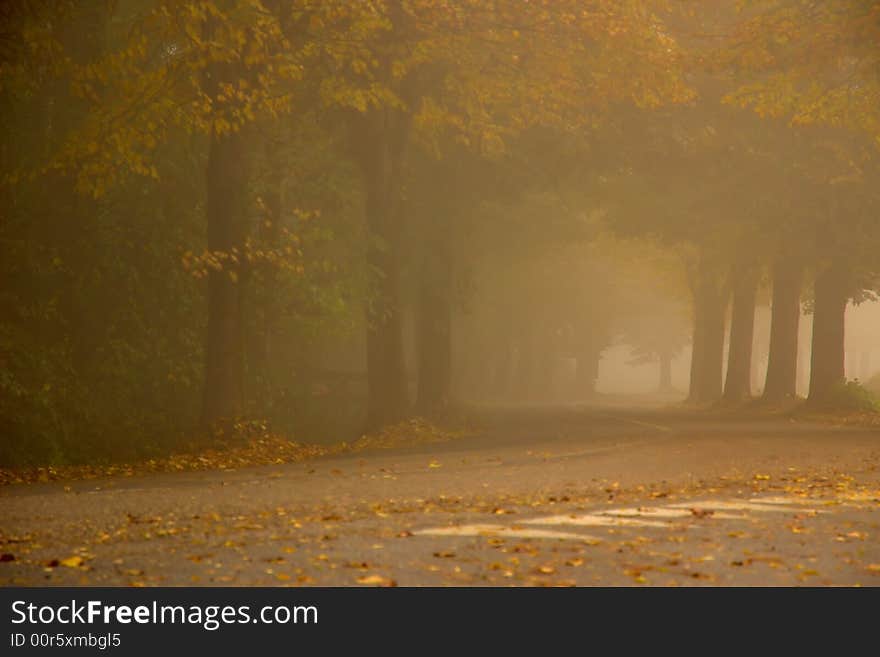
[2,404,879,586]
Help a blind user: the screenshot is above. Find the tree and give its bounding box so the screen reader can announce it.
[28,0,303,426]
[762,257,803,402]
[723,264,759,401]
[723,0,880,146]
[722,0,880,405]
[305,0,693,427]
[806,176,880,403]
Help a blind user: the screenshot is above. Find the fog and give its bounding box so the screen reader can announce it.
[1,1,879,468]
[5,0,880,597]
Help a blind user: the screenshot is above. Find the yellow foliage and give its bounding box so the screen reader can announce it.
[6,0,697,196]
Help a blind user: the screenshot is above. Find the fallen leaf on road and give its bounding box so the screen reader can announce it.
[357,574,396,587]
[690,572,714,581]
[59,556,84,568]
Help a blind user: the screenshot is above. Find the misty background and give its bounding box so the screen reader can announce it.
[1,0,879,468]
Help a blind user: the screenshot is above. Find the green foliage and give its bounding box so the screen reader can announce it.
[814,380,879,413]
[864,373,880,400]
[0,158,206,466]
[1,0,879,467]
[0,74,366,466]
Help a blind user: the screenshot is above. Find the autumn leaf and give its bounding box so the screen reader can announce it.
[59,555,85,568]
[356,574,396,587]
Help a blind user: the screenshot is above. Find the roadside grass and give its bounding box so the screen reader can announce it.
[0,418,475,487]
[681,384,880,427]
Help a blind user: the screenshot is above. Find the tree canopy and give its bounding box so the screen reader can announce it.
[1,0,878,466]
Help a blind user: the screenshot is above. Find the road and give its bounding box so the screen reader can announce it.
[2,404,879,586]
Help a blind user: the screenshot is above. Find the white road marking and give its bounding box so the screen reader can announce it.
[668,500,815,513]
[522,514,669,528]
[414,496,834,542]
[748,496,821,506]
[414,524,600,543]
[601,507,742,520]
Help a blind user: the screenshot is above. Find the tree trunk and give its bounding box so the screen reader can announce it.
[201,125,247,427]
[575,346,601,399]
[723,268,758,402]
[763,258,803,403]
[245,139,283,404]
[688,297,706,400]
[688,260,727,403]
[353,109,411,431]
[416,230,452,415]
[796,339,810,397]
[658,350,673,392]
[259,144,282,387]
[516,327,538,400]
[535,342,556,402]
[364,191,408,429]
[701,290,726,403]
[808,262,849,403]
[492,331,513,399]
